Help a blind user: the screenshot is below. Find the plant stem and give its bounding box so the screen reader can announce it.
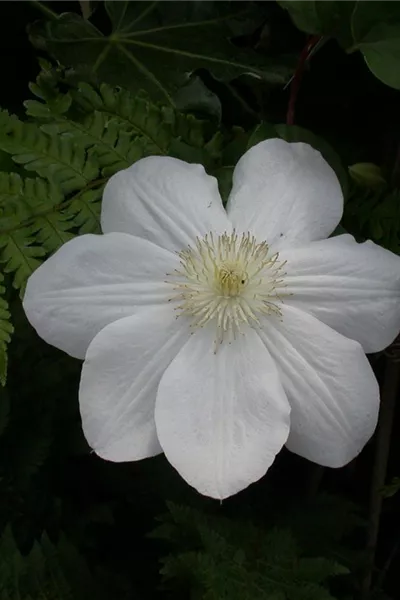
[360,355,399,600]
[29,0,58,20]
[286,35,322,126]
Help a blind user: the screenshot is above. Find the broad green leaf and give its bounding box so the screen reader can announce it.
[29,1,292,105]
[174,76,222,123]
[351,1,400,90]
[246,122,277,150]
[278,1,355,45]
[278,1,324,34]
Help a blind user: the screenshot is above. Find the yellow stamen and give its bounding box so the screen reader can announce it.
[167,230,288,349]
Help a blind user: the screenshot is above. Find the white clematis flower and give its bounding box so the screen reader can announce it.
[23,139,400,499]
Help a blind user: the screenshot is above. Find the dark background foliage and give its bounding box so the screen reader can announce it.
[0,2,399,599]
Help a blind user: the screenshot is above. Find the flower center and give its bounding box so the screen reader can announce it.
[167,231,287,348]
[217,260,248,296]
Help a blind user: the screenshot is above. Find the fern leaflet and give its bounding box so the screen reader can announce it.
[0,109,99,194]
[42,111,145,177]
[0,228,45,292]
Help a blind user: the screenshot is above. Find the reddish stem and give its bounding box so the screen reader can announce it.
[286,35,321,126]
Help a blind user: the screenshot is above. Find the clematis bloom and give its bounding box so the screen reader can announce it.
[23,140,400,499]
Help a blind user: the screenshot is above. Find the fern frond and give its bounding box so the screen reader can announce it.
[0,78,217,325]
[42,111,146,177]
[0,277,13,386]
[0,173,74,287]
[155,503,345,600]
[0,109,99,194]
[0,172,63,220]
[72,83,173,154]
[0,526,101,600]
[93,82,206,150]
[0,171,107,285]
[27,58,72,118]
[30,211,75,252]
[69,186,104,234]
[24,78,212,189]
[0,228,45,292]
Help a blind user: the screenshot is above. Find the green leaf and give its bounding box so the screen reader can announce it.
[29,1,292,105]
[0,526,102,600]
[70,186,103,234]
[351,1,400,90]
[41,110,142,177]
[174,75,222,122]
[246,122,278,150]
[0,149,17,173]
[0,228,45,293]
[278,1,325,34]
[381,476,400,498]
[278,1,355,44]
[0,173,72,256]
[155,503,347,600]
[343,189,400,254]
[0,110,99,194]
[280,1,400,89]
[46,82,183,156]
[348,162,386,188]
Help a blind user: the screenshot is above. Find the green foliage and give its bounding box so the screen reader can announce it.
[0,70,217,382]
[28,1,292,106]
[0,4,398,600]
[348,163,386,189]
[381,476,400,499]
[279,0,400,89]
[278,1,355,42]
[0,525,102,600]
[0,109,99,194]
[152,502,349,600]
[351,1,400,90]
[343,187,400,254]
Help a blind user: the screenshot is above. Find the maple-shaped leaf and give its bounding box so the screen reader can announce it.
[29,0,293,104]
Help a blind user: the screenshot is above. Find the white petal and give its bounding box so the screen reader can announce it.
[155,327,290,499]
[101,156,230,252]
[80,306,191,461]
[281,234,400,353]
[258,306,379,467]
[23,232,178,359]
[226,139,343,249]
